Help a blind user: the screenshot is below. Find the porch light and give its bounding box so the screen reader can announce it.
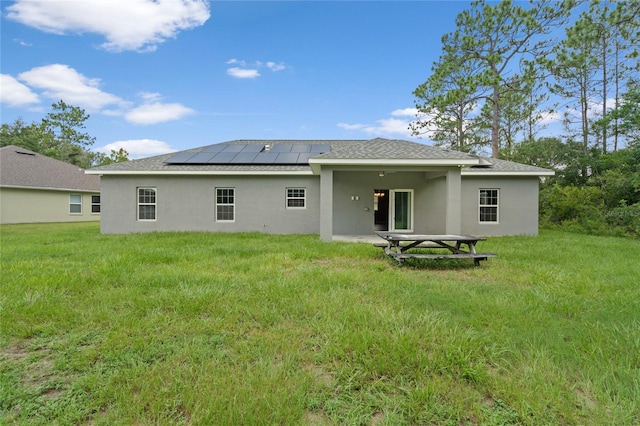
[379,171,385,177]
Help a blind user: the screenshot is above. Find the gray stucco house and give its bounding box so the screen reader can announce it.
[1,145,101,224]
[87,138,553,240]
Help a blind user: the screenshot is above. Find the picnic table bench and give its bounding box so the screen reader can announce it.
[376,233,497,266]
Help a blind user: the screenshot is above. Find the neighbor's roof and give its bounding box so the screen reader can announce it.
[87,138,554,176]
[0,145,100,191]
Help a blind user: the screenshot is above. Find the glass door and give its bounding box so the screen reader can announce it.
[390,190,413,232]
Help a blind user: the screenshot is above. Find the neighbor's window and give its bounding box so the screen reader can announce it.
[286,188,306,209]
[69,194,82,214]
[479,189,499,223]
[91,195,101,214]
[216,188,235,222]
[138,187,157,221]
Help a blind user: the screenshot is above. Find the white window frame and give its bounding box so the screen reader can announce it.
[91,195,101,214]
[216,187,235,222]
[479,188,499,223]
[137,187,157,221]
[286,188,306,209]
[69,194,82,214]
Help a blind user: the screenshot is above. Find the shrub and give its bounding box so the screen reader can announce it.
[540,184,605,225]
[605,202,640,237]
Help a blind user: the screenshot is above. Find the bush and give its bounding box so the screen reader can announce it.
[605,202,640,237]
[540,184,604,224]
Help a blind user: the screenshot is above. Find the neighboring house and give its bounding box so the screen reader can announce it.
[87,138,553,240]
[0,145,101,224]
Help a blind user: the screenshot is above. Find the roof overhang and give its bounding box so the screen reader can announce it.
[462,170,555,177]
[0,184,100,192]
[308,158,480,174]
[85,170,314,176]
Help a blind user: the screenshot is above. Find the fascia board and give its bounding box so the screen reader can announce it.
[85,170,314,176]
[309,158,480,167]
[0,184,99,192]
[462,170,555,176]
[308,158,479,175]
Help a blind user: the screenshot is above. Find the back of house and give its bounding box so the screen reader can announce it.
[87,138,553,240]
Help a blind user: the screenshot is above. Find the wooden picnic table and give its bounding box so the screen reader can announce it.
[376,233,497,266]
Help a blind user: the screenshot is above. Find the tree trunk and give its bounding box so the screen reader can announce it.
[492,85,500,158]
[602,32,608,154]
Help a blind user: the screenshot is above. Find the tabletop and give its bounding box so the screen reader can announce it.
[376,233,486,242]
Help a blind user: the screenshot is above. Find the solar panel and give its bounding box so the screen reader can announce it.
[164,152,197,164]
[241,144,264,152]
[251,152,279,164]
[230,152,259,163]
[270,144,293,153]
[164,143,331,165]
[201,144,226,153]
[291,145,311,153]
[209,152,238,163]
[275,153,300,164]
[297,153,314,164]
[187,152,219,163]
[311,144,330,152]
[222,144,246,152]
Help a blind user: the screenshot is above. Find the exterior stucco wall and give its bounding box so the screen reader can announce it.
[0,187,100,224]
[332,170,439,235]
[423,176,447,233]
[99,175,320,234]
[460,176,541,236]
[97,172,542,237]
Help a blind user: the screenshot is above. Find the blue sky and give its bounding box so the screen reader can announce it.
[2,1,487,158]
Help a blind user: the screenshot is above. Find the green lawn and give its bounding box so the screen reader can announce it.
[1,222,639,425]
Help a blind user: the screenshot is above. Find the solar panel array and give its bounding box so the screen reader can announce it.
[164,144,331,165]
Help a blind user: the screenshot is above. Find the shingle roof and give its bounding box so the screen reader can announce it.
[0,145,100,191]
[462,157,555,176]
[89,140,364,173]
[87,138,553,175]
[318,138,477,160]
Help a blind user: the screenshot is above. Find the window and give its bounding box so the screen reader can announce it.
[479,189,499,223]
[286,188,306,209]
[69,194,82,214]
[91,195,101,214]
[138,187,156,221]
[216,188,235,222]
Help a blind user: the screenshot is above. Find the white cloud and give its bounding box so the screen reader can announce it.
[226,59,287,79]
[539,110,563,125]
[94,139,176,159]
[227,67,261,79]
[0,74,40,107]
[14,38,32,47]
[6,0,210,52]
[266,62,286,72]
[125,98,194,125]
[139,92,163,103]
[337,123,366,131]
[338,109,418,138]
[17,64,126,111]
[226,59,246,66]
[7,64,194,126]
[391,107,419,117]
[366,118,414,137]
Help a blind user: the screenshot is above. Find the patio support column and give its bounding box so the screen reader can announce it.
[319,167,333,241]
[445,168,462,234]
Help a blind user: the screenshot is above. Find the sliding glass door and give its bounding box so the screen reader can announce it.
[390,189,413,232]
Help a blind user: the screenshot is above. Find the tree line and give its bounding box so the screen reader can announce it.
[413,0,639,237]
[0,100,128,168]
